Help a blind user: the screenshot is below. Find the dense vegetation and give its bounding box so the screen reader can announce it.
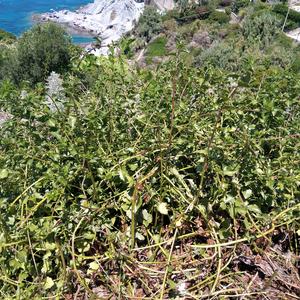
[0,23,72,85]
[0,1,299,299]
[0,30,16,43]
[127,0,300,71]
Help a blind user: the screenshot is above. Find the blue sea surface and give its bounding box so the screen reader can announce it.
[0,0,94,43]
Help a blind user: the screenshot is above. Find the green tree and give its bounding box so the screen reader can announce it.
[136,7,162,42]
[12,23,72,85]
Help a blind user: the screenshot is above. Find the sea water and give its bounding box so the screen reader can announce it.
[0,0,93,43]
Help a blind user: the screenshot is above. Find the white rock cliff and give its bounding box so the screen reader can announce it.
[40,0,145,55]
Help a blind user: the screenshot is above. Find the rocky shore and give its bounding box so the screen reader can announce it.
[36,0,175,55]
[37,0,145,55]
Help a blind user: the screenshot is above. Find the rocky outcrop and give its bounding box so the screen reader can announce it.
[285,0,300,42]
[290,0,300,12]
[150,0,175,11]
[38,0,176,55]
[286,28,300,42]
[39,0,145,55]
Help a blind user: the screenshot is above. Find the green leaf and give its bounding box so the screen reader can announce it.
[44,277,54,290]
[142,209,153,227]
[89,261,99,271]
[235,206,247,216]
[0,169,8,179]
[47,119,56,127]
[68,115,77,130]
[157,202,168,215]
[136,232,145,241]
[242,189,252,200]
[167,279,177,289]
[247,204,261,214]
[223,167,238,177]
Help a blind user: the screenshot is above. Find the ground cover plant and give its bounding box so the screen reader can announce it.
[0,1,300,298]
[0,45,299,298]
[0,30,16,43]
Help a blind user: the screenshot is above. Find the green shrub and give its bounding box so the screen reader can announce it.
[0,29,16,43]
[176,6,211,24]
[119,37,135,58]
[291,55,300,72]
[0,53,299,297]
[242,11,281,47]
[176,0,190,12]
[231,0,250,13]
[2,23,72,85]
[194,41,240,70]
[135,7,162,42]
[224,23,241,38]
[162,8,181,22]
[276,32,294,48]
[209,10,231,24]
[273,3,300,26]
[0,48,19,83]
[264,44,294,69]
[225,6,232,15]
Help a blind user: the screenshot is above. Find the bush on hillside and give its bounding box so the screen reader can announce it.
[1,23,72,85]
[276,32,295,48]
[231,0,250,13]
[162,8,181,22]
[291,55,300,72]
[242,11,281,47]
[135,7,162,42]
[0,29,16,43]
[209,10,231,24]
[272,3,300,30]
[194,41,241,70]
[176,6,211,24]
[0,48,19,83]
[176,0,190,12]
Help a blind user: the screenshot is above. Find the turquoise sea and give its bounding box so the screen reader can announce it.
[0,0,93,43]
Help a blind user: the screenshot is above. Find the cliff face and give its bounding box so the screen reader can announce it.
[40,0,144,54]
[285,0,300,42]
[78,0,143,15]
[150,0,175,11]
[290,0,300,12]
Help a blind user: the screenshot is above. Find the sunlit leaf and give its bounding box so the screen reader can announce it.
[242,189,252,200]
[44,277,54,290]
[0,169,8,179]
[157,202,168,215]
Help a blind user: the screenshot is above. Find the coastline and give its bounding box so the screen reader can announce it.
[35,0,145,55]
